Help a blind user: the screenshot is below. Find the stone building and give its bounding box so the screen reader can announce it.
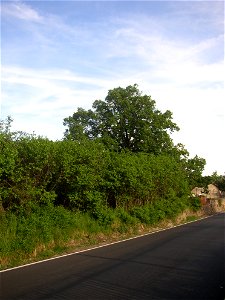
[191,184,221,199]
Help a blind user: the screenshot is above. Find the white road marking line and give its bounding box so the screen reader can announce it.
[1,212,223,273]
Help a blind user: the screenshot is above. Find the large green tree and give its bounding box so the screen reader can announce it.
[64,84,179,154]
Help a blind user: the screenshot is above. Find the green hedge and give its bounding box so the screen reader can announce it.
[0,133,190,212]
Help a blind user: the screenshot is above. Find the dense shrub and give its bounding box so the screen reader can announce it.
[0,205,77,257]
[189,196,201,211]
[130,196,189,225]
[0,111,206,269]
[116,208,138,225]
[0,131,190,213]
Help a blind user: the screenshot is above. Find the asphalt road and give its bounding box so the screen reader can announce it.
[1,213,224,300]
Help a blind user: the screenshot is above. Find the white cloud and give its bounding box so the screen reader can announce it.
[1,1,43,22]
[1,1,224,174]
[1,66,120,140]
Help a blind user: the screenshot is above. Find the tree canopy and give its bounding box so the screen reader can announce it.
[64,84,179,154]
[211,172,225,191]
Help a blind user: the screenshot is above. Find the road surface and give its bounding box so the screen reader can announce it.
[1,213,224,299]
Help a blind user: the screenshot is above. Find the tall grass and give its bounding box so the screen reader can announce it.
[0,206,92,268]
[0,196,199,270]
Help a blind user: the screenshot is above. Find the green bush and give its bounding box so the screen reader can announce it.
[91,207,116,226]
[0,128,191,213]
[0,120,203,269]
[0,205,89,262]
[116,208,138,225]
[130,196,189,225]
[189,196,201,211]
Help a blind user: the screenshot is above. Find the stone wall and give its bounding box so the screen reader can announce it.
[202,199,225,214]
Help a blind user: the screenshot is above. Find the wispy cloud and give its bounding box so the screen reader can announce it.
[1,1,43,22]
[1,1,224,174]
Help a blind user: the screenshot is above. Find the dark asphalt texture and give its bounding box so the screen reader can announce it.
[1,213,224,300]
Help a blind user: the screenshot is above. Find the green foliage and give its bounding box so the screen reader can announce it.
[130,196,188,225]
[91,207,116,226]
[197,175,212,191]
[0,133,58,210]
[0,100,207,269]
[63,85,206,190]
[185,215,198,222]
[0,126,192,212]
[53,140,109,210]
[116,208,138,225]
[64,84,179,154]
[0,116,13,135]
[100,151,190,210]
[0,205,76,259]
[182,155,206,189]
[189,196,201,211]
[211,172,225,191]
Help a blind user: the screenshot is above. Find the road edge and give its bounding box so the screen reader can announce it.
[1,212,223,273]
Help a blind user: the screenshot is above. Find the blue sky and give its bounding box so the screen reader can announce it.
[1,0,224,175]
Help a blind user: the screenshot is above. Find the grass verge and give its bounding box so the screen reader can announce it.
[0,204,206,271]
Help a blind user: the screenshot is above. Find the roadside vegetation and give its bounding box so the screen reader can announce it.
[1,84,222,270]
